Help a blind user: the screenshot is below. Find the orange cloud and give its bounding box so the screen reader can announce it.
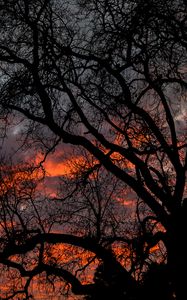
[34,150,86,178]
[43,158,72,177]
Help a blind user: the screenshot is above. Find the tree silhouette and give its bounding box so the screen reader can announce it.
[0,159,139,299]
[141,262,172,300]
[0,0,187,299]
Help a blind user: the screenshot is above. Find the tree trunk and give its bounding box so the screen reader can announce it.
[167,215,187,300]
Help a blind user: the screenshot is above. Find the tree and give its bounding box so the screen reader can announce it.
[141,262,172,300]
[0,0,187,299]
[0,156,140,299]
